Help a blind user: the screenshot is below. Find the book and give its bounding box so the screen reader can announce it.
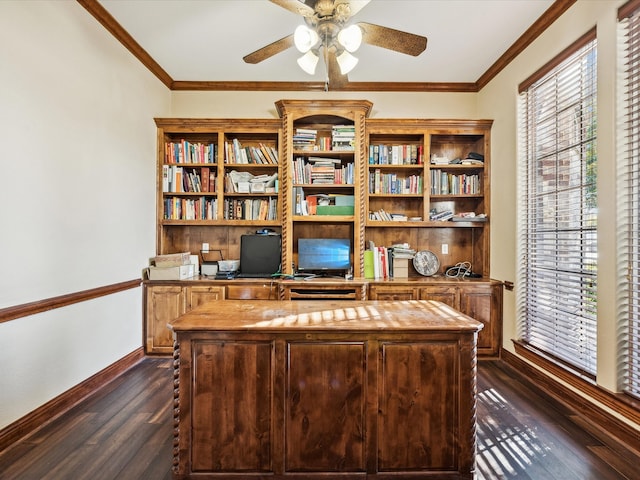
[364,250,375,279]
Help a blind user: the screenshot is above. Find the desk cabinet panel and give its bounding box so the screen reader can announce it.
[285,342,366,472]
[191,341,273,472]
[378,341,458,471]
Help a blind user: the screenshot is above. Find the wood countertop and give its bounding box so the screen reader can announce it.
[168,299,483,333]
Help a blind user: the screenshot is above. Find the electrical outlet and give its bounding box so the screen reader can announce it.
[441,244,449,255]
[202,242,209,252]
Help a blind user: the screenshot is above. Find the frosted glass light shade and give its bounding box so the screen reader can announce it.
[336,50,358,75]
[297,50,319,74]
[294,25,319,53]
[337,25,362,53]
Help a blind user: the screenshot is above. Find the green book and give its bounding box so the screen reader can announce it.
[364,250,375,279]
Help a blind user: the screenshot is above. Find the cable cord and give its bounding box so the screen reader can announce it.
[445,262,472,278]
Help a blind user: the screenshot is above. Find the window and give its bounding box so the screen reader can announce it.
[517,29,598,376]
[618,0,640,400]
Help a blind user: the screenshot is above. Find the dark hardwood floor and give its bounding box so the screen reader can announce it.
[0,357,637,479]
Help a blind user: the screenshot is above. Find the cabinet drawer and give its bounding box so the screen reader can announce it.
[226,283,278,300]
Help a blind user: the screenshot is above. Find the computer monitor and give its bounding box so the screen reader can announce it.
[238,234,282,277]
[297,238,351,274]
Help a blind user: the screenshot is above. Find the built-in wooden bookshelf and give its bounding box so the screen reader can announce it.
[154,112,491,277]
[275,99,373,276]
[365,119,492,278]
[147,104,500,357]
[155,118,282,260]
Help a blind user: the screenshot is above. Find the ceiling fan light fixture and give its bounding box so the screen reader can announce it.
[337,24,362,53]
[297,50,319,75]
[336,50,358,75]
[294,25,319,53]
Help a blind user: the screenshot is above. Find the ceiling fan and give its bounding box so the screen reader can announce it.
[243,0,428,88]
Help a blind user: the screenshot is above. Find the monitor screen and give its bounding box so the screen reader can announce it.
[239,234,282,275]
[297,238,351,273]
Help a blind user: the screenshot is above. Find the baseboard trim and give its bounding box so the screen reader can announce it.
[501,349,640,455]
[0,347,144,453]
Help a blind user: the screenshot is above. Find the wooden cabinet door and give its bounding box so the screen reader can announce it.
[459,285,500,356]
[285,341,366,472]
[145,285,185,354]
[378,340,459,471]
[368,285,418,300]
[418,285,459,308]
[191,340,273,473]
[186,285,225,309]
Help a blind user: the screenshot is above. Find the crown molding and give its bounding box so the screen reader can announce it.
[77,0,575,93]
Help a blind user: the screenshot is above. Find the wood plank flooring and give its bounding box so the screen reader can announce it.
[0,358,636,479]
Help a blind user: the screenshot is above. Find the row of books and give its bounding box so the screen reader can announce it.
[224,139,279,164]
[292,126,355,151]
[165,140,217,164]
[162,165,216,193]
[364,244,416,279]
[164,197,217,220]
[292,157,354,185]
[430,170,481,195]
[368,144,424,165]
[369,209,411,222]
[223,198,277,221]
[369,171,423,194]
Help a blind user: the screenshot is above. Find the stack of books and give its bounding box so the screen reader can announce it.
[293,128,317,150]
[429,209,454,221]
[309,157,340,184]
[332,125,355,151]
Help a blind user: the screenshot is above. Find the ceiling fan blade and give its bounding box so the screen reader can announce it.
[356,22,427,56]
[269,0,315,17]
[243,34,295,64]
[326,49,348,89]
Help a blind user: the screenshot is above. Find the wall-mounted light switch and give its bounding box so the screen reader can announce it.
[442,244,449,255]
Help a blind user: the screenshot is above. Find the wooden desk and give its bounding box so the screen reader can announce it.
[169,300,483,479]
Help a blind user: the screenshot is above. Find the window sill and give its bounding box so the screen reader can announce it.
[512,339,640,427]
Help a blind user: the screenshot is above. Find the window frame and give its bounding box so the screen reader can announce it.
[516,27,598,379]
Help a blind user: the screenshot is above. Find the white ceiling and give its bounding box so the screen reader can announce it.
[96,0,556,85]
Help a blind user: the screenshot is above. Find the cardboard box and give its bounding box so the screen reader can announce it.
[148,264,195,280]
[392,258,409,278]
[152,252,191,268]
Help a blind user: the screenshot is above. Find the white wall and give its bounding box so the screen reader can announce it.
[478,0,624,392]
[0,1,170,428]
[170,90,479,119]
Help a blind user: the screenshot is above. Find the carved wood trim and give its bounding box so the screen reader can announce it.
[356,109,367,277]
[0,347,144,453]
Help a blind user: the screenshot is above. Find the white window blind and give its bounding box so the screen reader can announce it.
[517,30,598,376]
[618,0,640,400]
